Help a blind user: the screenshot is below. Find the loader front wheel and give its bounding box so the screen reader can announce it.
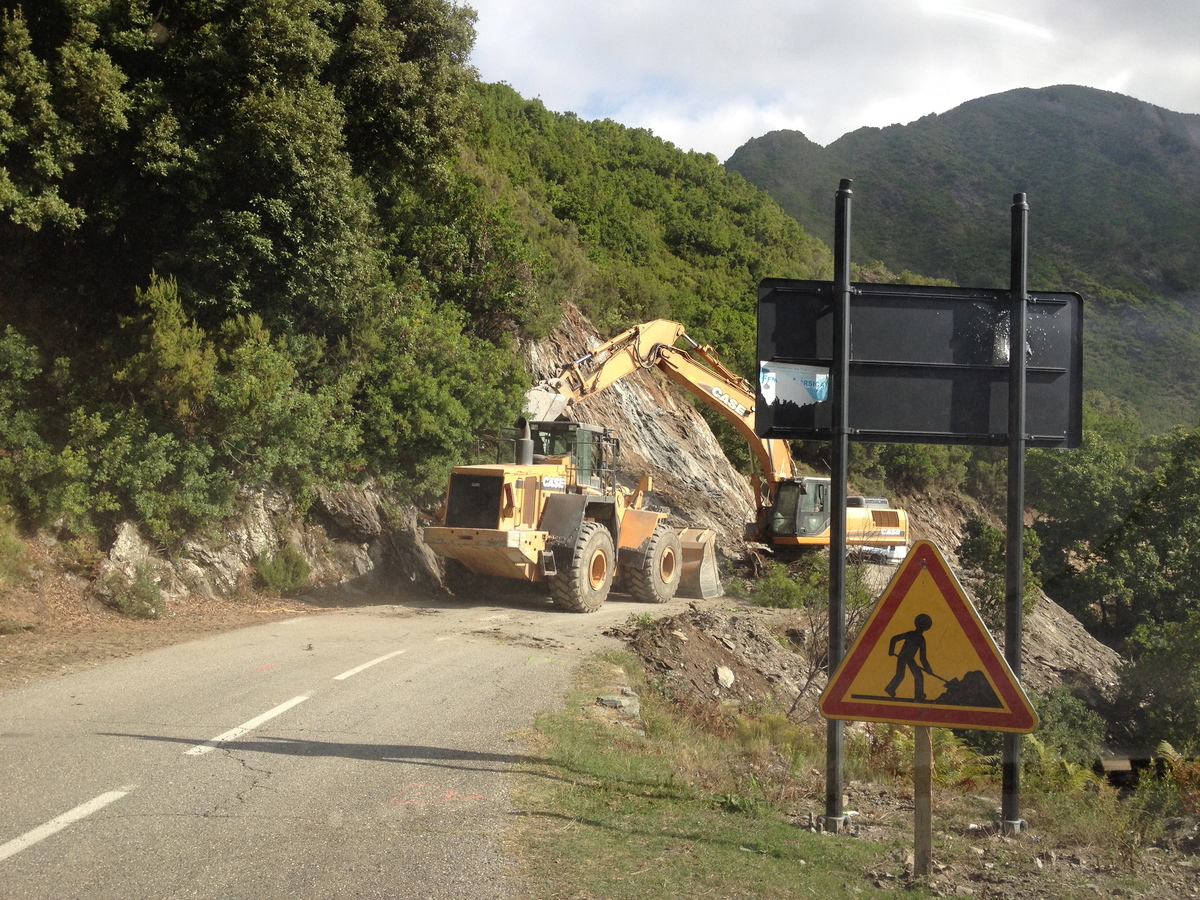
[549,522,614,613]
[627,524,682,604]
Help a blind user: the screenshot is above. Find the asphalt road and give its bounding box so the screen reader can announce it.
[0,589,693,899]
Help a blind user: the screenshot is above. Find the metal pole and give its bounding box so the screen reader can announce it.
[824,178,853,831]
[1002,193,1029,833]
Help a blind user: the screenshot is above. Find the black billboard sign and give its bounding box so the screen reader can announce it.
[756,279,1082,448]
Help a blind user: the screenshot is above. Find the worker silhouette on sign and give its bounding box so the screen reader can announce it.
[885,614,934,701]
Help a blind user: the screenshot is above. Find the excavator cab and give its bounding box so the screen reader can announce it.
[769,478,831,538]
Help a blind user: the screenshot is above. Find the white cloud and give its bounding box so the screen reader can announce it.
[466,0,1200,158]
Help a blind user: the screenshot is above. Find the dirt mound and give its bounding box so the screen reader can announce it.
[615,605,826,722]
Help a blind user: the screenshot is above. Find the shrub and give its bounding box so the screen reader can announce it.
[750,559,817,609]
[1157,742,1200,815]
[1111,611,1200,756]
[107,562,165,619]
[256,544,311,594]
[0,511,28,587]
[958,685,1106,791]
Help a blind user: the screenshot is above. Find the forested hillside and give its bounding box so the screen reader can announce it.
[3,3,1200,751]
[726,85,1200,434]
[0,1,829,540]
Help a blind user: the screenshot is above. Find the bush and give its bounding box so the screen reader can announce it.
[958,685,1106,791]
[1112,611,1200,755]
[748,554,874,612]
[256,544,311,594]
[1157,742,1200,815]
[106,563,165,619]
[750,559,819,609]
[0,511,28,587]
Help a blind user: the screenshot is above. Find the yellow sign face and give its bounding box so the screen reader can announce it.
[820,541,1038,732]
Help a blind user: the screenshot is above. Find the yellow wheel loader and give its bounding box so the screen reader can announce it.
[422,419,720,612]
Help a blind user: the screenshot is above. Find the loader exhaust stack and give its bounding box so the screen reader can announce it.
[515,417,534,466]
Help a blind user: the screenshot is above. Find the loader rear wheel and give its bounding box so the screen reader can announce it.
[549,522,614,613]
[627,525,682,604]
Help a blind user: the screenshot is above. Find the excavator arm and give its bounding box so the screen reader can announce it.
[532,318,795,490]
[528,317,909,558]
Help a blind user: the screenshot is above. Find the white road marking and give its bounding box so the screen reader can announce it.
[185,695,309,755]
[333,649,407,681]
[0,787,134,863]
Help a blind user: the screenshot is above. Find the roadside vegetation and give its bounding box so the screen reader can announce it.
[509,651,1200,898]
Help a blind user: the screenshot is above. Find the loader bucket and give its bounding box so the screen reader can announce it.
[675,528,723,599]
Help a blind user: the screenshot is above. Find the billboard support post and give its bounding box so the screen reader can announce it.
[823,178,853,832]
[1003,193,1030,834]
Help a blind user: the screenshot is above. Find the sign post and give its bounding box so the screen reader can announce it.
[758,187,1082,838]
[820,541,1038,875]
[915,725,932,876]
[824,178,854,833]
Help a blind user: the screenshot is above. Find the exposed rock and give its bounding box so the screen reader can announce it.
[523,304,755,557]
[314,482,384,539]
[1021,593,1121,701]
[99,484,443,604]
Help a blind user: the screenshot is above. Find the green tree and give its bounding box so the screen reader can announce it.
[1084,428,1200,638]
[955,516,1041,630]
[1028,392,1146,582]
[1113,611,1200,755]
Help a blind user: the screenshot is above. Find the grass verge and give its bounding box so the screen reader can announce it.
[505,653,892,899]
[504,648,1200,899]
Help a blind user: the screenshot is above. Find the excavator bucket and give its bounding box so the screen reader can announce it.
[675,528,723,599]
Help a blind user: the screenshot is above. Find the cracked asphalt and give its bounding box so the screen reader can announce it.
[0,589,705,899]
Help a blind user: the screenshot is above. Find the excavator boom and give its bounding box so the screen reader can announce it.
[529,317,908,559]
[535,319,793,485]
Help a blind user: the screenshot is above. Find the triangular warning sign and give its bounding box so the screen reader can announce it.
[820,541,1038,733]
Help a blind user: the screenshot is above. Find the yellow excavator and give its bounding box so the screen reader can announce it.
[422,320,908,612]
[530,320,910,559]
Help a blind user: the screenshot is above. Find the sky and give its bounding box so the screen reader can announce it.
[465,0,1200,161]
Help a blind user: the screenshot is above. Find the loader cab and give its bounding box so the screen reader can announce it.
[769,477,831,539]
[527,421,618,493]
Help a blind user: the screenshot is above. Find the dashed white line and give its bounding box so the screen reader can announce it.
[332,649,407,681]
[0,787,134,863]
[185,695,309,755]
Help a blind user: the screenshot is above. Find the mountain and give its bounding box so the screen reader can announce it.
[726,85,1200,433]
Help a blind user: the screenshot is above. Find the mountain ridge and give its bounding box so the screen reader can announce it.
[726,84,1200,433]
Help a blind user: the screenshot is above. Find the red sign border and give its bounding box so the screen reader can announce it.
[820,541,1037,732]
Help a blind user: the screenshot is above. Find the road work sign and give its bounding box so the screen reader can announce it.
[820,541,1038,733]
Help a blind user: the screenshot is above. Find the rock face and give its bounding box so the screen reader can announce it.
[524,305,756,557]
[1021,593,1121,701]
[101,482,442,604]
